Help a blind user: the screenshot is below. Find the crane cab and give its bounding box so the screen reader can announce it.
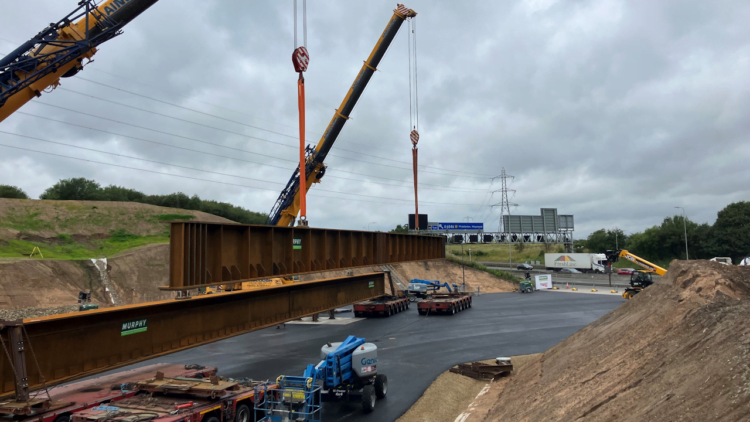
[623,270,654,299]
[630,270,654,288]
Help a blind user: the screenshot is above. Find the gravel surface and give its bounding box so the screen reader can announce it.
[0,305,79,320]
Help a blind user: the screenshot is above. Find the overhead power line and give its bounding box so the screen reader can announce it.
[76,77,306,141]
[0,131,482,206]
[16,111,484,193]
[36,96,489,180]
[2,36,492,178]
[72,76,492,177]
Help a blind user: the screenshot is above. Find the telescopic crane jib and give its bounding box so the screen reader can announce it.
[266,4,418,227]
[0,0,160,123]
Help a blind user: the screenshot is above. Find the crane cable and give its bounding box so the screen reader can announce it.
[407,15,420,230]
[292,0,310,226]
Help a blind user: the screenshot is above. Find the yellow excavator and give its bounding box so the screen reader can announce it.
[605,250,667,299]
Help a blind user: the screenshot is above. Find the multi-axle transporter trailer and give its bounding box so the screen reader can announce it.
[417,293,472,315]
[73,375,272,422]
[0,364,216,422]
[353,295,410,317]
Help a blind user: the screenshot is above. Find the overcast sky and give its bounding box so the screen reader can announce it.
[1,0,748,237]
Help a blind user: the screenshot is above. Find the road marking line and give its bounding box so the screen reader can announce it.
[455,413,471,422]
[476,384,491,397]
[455,383,491,421]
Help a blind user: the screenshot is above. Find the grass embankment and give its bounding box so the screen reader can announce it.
[446,255,523,283]
[0,230,170,259]
[0,205,196,259]
[446,243,662,269]
[446,243,559,264]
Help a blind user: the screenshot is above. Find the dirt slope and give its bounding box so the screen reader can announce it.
[0,254,514,315]
[107,244,173,304]
[0,244,173,312]
[298,259,516,294]
[482,261,750,422]
[0,258,98,310]
[0,198,232,238]
[389,260,516,293]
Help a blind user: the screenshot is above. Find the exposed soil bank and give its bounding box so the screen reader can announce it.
[479,261,750,422]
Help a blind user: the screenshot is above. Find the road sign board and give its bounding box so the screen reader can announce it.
[434,223,484,231]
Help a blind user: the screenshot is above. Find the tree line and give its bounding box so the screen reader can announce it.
[583,201,750,265]
[0,179,267,224]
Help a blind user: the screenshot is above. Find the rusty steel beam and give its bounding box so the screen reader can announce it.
[166,222,446,291]
[0,273,385,399]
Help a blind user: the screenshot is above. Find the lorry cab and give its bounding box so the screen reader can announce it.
[592,253,607,273]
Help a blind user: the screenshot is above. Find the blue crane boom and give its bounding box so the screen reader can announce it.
[304,335,365,387]
[409,279,455,293]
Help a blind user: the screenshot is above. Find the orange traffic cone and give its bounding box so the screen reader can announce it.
[566,282,570,289]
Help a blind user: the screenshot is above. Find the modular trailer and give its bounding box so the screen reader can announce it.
[0,364,216,422]
[72,376,272,422]
[353,296,410,317]
[417,293,472,315]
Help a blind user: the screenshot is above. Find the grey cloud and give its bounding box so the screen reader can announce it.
[0,0,748,235]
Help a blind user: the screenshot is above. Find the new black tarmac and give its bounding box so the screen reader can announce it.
[111,291,624,421]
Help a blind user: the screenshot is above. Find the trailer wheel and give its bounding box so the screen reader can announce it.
[53,414,71,422]
[375,374,388,399]
[362,385,376,413]
[235,404,250,422]
[468,299,472,308]
[385,306,392,317]
[418,309,427,316]
[204,416,221,422]
[448,305,455,315]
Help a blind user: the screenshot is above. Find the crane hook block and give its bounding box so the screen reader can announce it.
[293,46,310,73]
[410,130,419,147]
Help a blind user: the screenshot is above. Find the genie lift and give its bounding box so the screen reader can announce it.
[407,278,458,300]
[255,336,387,420]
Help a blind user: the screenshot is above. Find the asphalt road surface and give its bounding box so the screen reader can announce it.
[100,292,624,422]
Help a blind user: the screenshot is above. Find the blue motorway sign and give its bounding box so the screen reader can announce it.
[433,223,484,231]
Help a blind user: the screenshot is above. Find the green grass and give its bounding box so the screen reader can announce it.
[0,203,198,259]
[0,230,169,259]
[446,255,523,283]
[1,210,54,232]
[156,214,195,221]
[446,243,556,264]
[56,233,74,243]
[445,243,673,271]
